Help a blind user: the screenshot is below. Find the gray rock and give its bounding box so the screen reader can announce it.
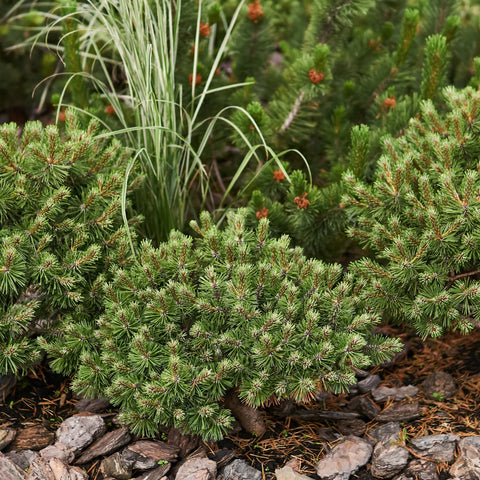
[422,371,456,401]
[372,385,419,402]
[121,448,158,471]
[223,459,262,480]
[376,402,421,422]
[26,457,88,480]
[100,451,134,480]
[447,436,480,479]
[410,433,459,463]
[76,427,131,464]
[0,429,16,451]
[358,374,382,394]
[347,396,380,419]
[404,459,439,480]
[315,436,372,480]
[275,465,314,480]
[0,452,26,480]
[369,423,401,444]
[39,442,75,463]
[134,462,170,480]
[175,457,216,480]
[5,450,39,471]
[56,414,106,454]
[371,443,409,478]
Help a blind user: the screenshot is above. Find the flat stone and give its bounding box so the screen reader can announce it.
[0,452,26,480]
[134,463,170,480]
[376,402,421,422]
[121,448,158,471]
[76,427,131,464]
[74,396,111,413]
[450,436,480,479]
[223,459,262,480]
[347,396,380,419]
[410,433,459,463]
[8,426,55,451]
[275,465,314,480]
[5,450,39,471]
[100,451,133,480]
[371,443,409,478]
[358,374,382,394]
[372,385,419,402]
[369,423,401,444]
[127,441,180,462]
[56,414,106,454]
[422,371,456,400]
[175,457,216,480]
[404,459,439,480]
[40,442,75,463]
[315,436,372,480]
[0,428,16,451]
[26,457,88,480]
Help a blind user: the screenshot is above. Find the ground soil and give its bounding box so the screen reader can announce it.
[1,327,480,480]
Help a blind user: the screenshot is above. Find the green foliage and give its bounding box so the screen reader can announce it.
[53,210,400,440]
[343,86,480,339]
[0,112,140,375]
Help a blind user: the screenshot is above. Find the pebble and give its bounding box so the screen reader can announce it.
[315,436,372,480]
[223,459,262,480]
[370,424,409,478]
[372,385,419,402]
[410,433,459,463]
[422,371,457,400]
[40,442,75,463]
[175,457,216,480]
[56,414,106,454]
[100,451,133,480]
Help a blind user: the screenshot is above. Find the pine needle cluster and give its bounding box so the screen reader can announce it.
[0,112,141,375]
[343,86,480,339]
[58,210,400,440]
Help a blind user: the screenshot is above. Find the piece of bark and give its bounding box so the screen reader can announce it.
[8,426,55,452]
[223,391,266,437]
[127,441,180,462]
[76,427,132,464]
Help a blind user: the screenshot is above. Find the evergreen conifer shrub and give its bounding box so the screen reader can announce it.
[65,210,400,441]
[343,86,480,339]
[0,112,140,375]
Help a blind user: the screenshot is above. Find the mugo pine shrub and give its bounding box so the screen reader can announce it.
[0,112,140,375]
[63,210,401,441]
[343,86,480,339]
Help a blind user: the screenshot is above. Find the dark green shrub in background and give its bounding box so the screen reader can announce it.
[0,112,141,375]
[45,210,400,440]
[343,86,480,339]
